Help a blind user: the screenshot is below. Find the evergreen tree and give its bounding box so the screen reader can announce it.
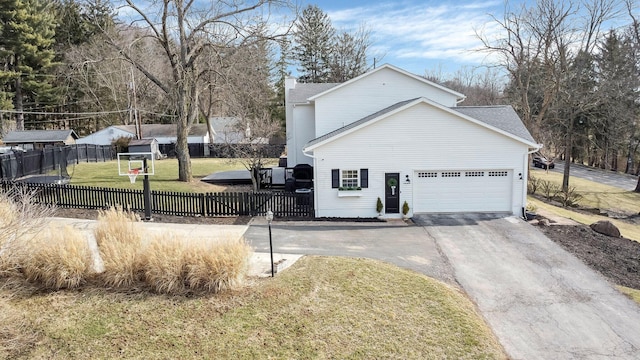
[0,0,57,129]
[293,5,335,83]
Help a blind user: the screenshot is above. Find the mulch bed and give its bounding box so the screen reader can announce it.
[538,224,640,289]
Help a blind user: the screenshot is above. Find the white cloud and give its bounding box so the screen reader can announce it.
[325,0,505,72]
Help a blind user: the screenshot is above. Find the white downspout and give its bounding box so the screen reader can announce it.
[523,144,544,218]
[303,147,319,218]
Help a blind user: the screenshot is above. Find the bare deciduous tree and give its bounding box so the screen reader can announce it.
[479,0,622,191]
[104,0,291,182]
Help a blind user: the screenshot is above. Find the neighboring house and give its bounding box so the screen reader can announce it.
[2,130,78,150]
[286,64,540,218]
[76,124,212,146]
[210,117,244,144]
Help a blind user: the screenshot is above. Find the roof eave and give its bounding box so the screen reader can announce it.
[305,98,539,152]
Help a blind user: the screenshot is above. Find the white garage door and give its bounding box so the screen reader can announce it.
[413,170,512,213]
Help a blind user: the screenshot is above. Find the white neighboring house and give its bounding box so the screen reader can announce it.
[76,124,212,145]
[286,64,541,218]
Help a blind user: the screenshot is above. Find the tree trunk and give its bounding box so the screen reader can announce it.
[14,57,24,130]
[635,177,640,192]
[175,85,193,182]
[562,127,572,192]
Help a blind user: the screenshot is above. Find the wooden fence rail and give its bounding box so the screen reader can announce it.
[0,181,314,218]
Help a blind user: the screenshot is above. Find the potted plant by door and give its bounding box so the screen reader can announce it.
[376,197,384,218]
[402,201,410,220]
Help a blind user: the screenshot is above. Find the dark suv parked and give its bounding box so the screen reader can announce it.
[532,155,555,169]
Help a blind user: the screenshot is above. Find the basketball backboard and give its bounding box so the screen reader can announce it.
[117,152,155,177]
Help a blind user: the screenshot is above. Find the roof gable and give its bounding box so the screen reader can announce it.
[3,129,78,143]
[304,98,538,151]
[307,64,465,102]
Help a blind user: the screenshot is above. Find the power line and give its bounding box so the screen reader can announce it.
[0,109,128,116]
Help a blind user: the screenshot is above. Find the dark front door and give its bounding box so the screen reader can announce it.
[385,173,400,213]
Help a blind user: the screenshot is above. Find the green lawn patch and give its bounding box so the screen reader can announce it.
[529,169,640,242]
[6,256,506,359]
[68,158,274,193]
[530,169,640,214]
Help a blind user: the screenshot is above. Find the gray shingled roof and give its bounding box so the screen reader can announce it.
[3,129,78,143]
[114,124,209,138]
[128,138,157,146]
[452,106,535,143]
[289,83,340,104]
[305,99,536,150]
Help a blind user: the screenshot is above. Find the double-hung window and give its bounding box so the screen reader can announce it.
[341,170,359,188]
[332,168,368,189]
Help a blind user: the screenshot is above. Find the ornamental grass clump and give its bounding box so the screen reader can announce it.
[21,226,91,290]
[0,188,54,277]
[140,234,252,294]
[184,238,252,293]
[94,207,143,288]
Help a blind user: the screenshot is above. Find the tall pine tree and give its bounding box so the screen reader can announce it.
[293,5,335,83]
[0,0,57,130]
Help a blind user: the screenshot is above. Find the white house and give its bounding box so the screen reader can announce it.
[76,124,212,146]
[286,64,541,218]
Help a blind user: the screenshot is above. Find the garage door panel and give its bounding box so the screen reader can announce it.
[414,170,512,213]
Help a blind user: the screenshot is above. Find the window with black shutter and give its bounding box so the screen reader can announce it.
[331,169,339,188]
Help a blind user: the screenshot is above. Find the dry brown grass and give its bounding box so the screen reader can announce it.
[140,234,252,294]
[0,189,55,276]
[0,299,38,359]
[21,226,92,290]
[94,207,143,287]
[5,257,506,359]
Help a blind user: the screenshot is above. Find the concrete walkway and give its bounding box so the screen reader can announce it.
[415,214,640,360]
[47,217,300,277]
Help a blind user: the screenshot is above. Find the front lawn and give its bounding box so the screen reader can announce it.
[3,257,506,359]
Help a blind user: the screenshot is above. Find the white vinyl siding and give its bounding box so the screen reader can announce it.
[314,68,461,137]
[311,102,527,218]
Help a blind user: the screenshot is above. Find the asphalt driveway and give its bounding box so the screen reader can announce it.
[243,219,456,284]
[414,213,640,360]
[551,162,638,190]
[245,215,640,359]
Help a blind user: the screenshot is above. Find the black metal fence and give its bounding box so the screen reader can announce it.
[0,144,114,180]
[0,181,314,218]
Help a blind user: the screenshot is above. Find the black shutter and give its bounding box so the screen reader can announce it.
[331,169,339,188]
[360,169,368,188]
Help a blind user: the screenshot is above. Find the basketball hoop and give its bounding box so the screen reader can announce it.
[127,169,139,184]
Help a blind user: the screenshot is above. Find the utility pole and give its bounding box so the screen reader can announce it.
[130,67,141,139]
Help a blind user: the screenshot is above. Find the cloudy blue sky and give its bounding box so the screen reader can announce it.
[300,0,508,76]
[116,0,639,78]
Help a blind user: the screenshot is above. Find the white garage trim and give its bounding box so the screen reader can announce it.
[413,169,513,213]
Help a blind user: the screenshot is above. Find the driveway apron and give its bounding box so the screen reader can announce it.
[415,214,640,360]
[243,219,456,285]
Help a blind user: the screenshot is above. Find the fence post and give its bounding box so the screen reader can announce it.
[199,193,206,217]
